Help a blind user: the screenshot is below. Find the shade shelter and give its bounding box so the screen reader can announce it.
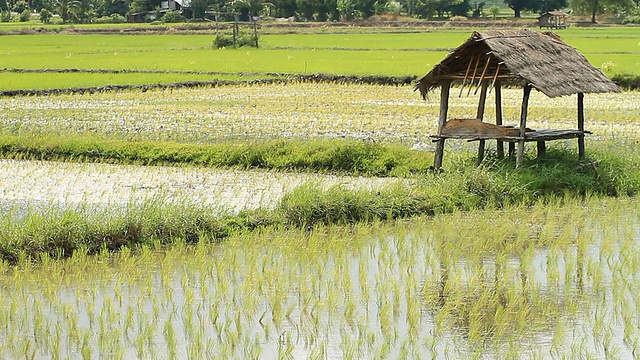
[415,29,620,169]
[538,11,568,29]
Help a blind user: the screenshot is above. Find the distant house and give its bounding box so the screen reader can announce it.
[128,0,188,22]
[538,11,568,29]
[161,0,186,11]
[127,12,147,22]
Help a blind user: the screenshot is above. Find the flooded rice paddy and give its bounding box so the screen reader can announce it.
[0,159,401,216]
[1,84,639,144]
[1,83,639,358]
[0,167,639,358]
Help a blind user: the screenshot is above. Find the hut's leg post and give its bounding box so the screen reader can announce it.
[434,80,452,170]
[495,81,504,159]
[508,143,515,159]
[537,141,546,157]
[434,140,445,170]
[578,93,585,160]
[516,142,525,168]
[476,140,486,165]
[517,85,532,168]
[473,81,489,166]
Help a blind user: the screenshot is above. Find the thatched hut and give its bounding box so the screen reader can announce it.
[415,29,620,169]
[538,11,568,29]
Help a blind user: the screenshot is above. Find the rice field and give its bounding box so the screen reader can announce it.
[0,27,638,91]
[0,159,401,215]
[1,196,639,359]
[1,34,639,357]
[2,83,639,144]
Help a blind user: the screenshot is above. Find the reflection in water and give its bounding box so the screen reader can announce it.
[0,198,638,359]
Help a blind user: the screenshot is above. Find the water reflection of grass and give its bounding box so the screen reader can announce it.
[0,196,637,358]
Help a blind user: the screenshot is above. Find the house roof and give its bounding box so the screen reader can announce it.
[415,29,620,99]
[538,11,568,17]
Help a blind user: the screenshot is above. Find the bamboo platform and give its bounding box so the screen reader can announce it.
[430,129,591,142]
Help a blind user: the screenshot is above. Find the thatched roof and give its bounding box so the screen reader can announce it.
[538,11,568,17]
[416,29,620,99]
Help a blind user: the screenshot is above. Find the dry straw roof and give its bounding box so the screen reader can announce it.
[416,29,620,98]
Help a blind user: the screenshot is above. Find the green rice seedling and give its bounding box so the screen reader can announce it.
[0,195,638,358]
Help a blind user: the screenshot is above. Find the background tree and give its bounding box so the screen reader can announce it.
[446,0,470,16]
[190,0,209,18]
[471,0,484,17]
[0,0,8,11]
[337,0,356,19]
[571,0,633,22]
[74,0,95,22]
[353,0,381,17]
[326,0,339,19]
[128,0,150,12]
[12,0,28,12]
[233,0,263,19]
[504,0,565,17]
[19,8,30,20]
[271,0,296,16]
[403,0,438,18]
[295,0,319,19]
[502,0,537,17]
[488,3,499,17]
[95,0,128,17]
[435,0,464,17]
[31,0,47,13]
[54,0,80,21]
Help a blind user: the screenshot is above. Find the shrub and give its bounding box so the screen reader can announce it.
[39,8,52,23]
[92,13,127,23]
[621,15,640,24]
[19,9,30,21]
[213,32,258,48]
[489,5,500,19]
[449,15,468,21]
[0,11,11,22]
[161,10,185,23]
[12,0,28,13]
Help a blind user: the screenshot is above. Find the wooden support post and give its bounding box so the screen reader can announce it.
[477,141,486,165]
[508,142,515,159]
[537,141,546,157]
[458,54,475,97]
[467,56,481,97]
[476,80,489,166]
[578,93,585,160]
[476,80,488,119]
[215,14,219,39]
[495,81,504,159]
[253,19,259,48]
[517,85,532,167]
[433,80,451,171]
[233,20,238,48]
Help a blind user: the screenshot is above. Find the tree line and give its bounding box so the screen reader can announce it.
[0,0,638,24]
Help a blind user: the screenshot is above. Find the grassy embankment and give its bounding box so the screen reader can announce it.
[1,136,638,264]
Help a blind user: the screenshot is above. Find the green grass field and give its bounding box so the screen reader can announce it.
[0,27,637,91]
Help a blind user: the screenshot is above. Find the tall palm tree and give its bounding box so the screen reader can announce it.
[55,0,81,22]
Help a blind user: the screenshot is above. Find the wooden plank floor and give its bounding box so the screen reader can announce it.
[430,129,588,142]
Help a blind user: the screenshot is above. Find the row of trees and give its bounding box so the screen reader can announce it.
[0,0,637,23]
[1,0,130,22]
